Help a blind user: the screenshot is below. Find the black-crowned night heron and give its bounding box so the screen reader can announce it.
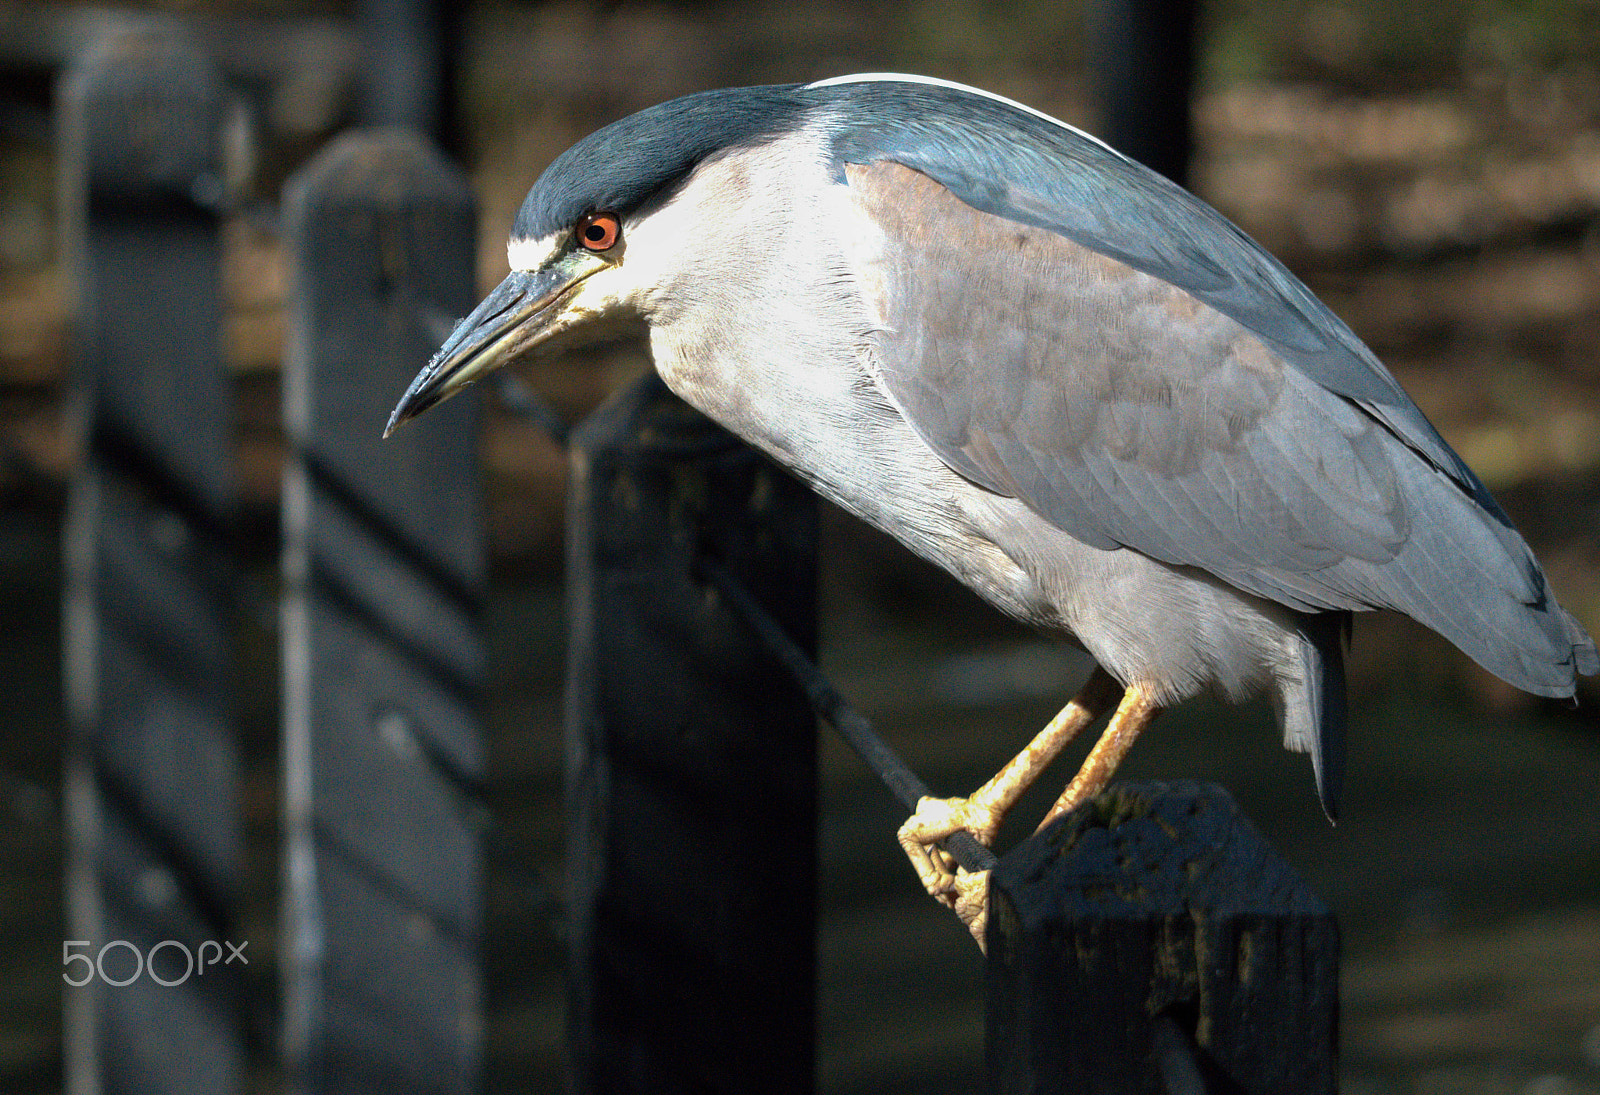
[387,73,1598,944]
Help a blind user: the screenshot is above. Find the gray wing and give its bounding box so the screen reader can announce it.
[816,78,1486,503]
[840,158,1593,695]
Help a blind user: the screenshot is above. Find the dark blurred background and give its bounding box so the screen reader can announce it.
[2,1,1599,1092]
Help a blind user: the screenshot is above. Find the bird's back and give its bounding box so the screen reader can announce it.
[801,77,1597,698]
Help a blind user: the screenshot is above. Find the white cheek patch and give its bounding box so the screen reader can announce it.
[507,231,567,272]
[519,270,652,357]
[507,229,646,310]
[560,268,638,321]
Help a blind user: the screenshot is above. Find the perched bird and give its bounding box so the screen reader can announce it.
[387,73,1597,943]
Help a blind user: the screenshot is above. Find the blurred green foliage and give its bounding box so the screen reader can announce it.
[1207,0,1600,88]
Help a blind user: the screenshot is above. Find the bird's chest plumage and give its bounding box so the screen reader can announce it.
[648,259,939,527]
[652,310,1053,617]
[632,146,1043,618]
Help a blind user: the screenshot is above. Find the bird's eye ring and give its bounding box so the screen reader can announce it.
[577,212,620,252]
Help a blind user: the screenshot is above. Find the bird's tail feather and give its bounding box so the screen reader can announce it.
[1283,611,1350,823]
[1564,606,1599,678]
[1327,458,1596,698]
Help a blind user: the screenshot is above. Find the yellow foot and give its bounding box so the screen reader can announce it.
[897,795,1001,898]
[951,868,991,952]
[897,795,1001,950]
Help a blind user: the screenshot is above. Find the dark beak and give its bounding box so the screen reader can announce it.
[385,263,581,438]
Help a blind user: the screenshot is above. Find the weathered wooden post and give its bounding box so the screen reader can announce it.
[565,377,819,1094]
[986,781,1339,1095]
[58,29,243,1095]
[280,129,483,1095]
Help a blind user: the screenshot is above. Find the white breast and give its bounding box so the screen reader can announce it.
[623,126,1040,613]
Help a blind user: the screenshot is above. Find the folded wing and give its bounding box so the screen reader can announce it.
[839,156,1594,695]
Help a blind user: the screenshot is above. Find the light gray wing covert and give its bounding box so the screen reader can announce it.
[844,161,1412,607]
[841,160,1587,692]
[814,79,1488,505]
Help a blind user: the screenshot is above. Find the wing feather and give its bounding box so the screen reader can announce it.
[816,79,1488,500]
[838,157,1590,691]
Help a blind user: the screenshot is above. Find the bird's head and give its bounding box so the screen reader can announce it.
[384,85,809,437]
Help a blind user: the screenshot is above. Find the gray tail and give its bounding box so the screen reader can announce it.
[1564,606,1599,678]
[1358,455,1594,698]
[1284,612,1350,823]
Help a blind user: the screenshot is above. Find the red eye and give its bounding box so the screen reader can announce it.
[577,212,620,252]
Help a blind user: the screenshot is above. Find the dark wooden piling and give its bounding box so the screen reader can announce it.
[986,781,1339,1095]
[358,0,464,158]
[565,377,819,1095]
[58,29,243,1095]
[1086,0,1199,185]
[280,129,483,1095]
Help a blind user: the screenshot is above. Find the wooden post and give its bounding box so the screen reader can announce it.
[280,130,483,1095]
[986,781,1339,1095]
[58,30,243,1095]
[1086,0,1199,185]
[358,0,464,159]
[565,377,819,1095]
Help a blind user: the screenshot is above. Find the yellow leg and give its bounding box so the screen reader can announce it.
[897,668,1122,947]
[1036,681,1163,832]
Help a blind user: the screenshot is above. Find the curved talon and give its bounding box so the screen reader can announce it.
[893,673,1137,951]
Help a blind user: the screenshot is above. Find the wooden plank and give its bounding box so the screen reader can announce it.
[986,781,1339,1095]
[565,377,819,1095]
[280,129,483,1095]
[58,29,243,1095]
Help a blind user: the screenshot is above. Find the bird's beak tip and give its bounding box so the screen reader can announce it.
[382,393,417,439]
[385,356,449,438]
[384,265,556,437]
[380,403,406,438]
